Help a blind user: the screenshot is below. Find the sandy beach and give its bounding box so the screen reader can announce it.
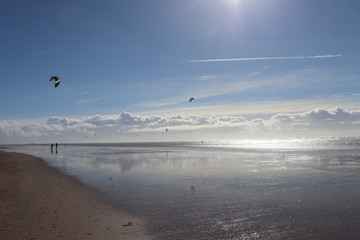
[2,141,360,240]
[0,151,151,240]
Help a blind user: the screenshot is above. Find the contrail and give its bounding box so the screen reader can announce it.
[187,54,342,63]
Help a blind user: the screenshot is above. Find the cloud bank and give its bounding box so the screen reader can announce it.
[187,54,341,63]
[1,107,360,143]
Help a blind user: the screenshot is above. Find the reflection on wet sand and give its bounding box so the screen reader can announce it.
[6,140,360,239]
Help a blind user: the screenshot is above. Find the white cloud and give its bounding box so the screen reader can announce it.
[246,65,271,77]
[1,107,360,143]
[187,54,341,63]
[269,108,360,129]
[75,96,107,104]
[246,71,261,77]
[197,75,219,81]
[330,92,357,99]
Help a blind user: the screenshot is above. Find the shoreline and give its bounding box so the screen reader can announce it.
[0,151,151,240]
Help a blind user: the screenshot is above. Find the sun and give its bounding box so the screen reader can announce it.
[220,0,241,8]
[228,0,240,5]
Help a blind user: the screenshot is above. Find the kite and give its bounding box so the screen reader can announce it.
[49,76,60,88]
[189,97,195,102]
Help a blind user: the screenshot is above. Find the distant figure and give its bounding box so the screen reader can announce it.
[50,143,54,154]
[55,143,58,149]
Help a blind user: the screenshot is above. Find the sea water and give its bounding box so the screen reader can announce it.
[3,138,360,239]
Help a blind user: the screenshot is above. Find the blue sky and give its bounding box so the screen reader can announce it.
[1,0,360,143]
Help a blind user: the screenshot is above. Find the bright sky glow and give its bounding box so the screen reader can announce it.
[1,0,360,143]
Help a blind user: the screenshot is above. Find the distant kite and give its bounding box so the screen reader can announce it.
[189,97,195,102]
[49,76,60,88]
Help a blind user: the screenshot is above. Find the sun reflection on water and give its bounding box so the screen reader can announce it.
[201,137,360,151]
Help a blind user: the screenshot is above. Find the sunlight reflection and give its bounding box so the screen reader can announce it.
[206,138,343,150]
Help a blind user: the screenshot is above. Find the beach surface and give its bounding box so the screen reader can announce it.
[2,140,360,239]
[0,151,151,240]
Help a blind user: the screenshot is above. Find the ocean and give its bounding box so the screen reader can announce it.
[3,138,360,239]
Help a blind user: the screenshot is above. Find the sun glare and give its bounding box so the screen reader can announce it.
[220,0,240,5]
[220,0,242,13]
[228,0,240,6]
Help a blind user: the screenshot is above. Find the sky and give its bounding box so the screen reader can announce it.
[1,0,360,144]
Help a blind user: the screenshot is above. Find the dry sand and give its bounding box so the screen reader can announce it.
[0,151,152,240]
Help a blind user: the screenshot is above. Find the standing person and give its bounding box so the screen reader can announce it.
[50,143,54,153]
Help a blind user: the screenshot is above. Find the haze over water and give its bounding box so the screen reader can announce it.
[4,137,360,239]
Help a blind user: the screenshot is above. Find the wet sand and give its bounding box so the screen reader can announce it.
[2,142,360,240]
[0,151,151,240]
